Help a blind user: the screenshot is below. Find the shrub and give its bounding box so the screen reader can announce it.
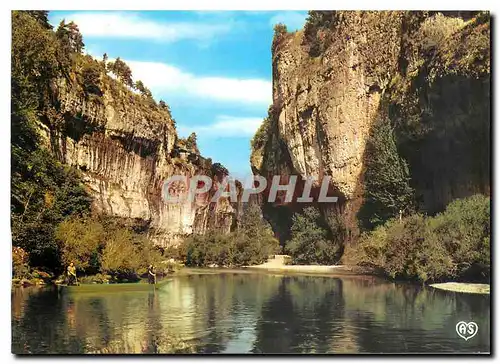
[134,80,152,98]
[179,203,279,268]
[417,13,465,52]
[100,229,139,277]
[30,269,53,280]
[11,148,92,270]
[108,57,133,88]
[273,23,288,41]
[100,227,164,280]
[251,110,271,154]
[81,58,102,95]
[53,216,165,280]
[285,207,341,265]
[12,246,29,279]
[428,194,490,280]
[55,217,105,273]
[303,11,338,57]
[349,194,490,282]
[185,133,199,154]
[384,215,453,281]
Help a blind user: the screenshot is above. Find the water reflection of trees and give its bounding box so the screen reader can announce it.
[12,274,490,354]
[162,273,283,353]
[340,278,490,353]
[251,276,345,353]
[12,287,195,354]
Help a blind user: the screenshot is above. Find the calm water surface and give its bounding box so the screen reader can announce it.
[12,272,490,354]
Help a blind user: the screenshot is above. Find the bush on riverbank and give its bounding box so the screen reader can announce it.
[285,207,342,265]
[177,203,280,267]
[55,218,104,272]
[180,230,279,268]
[344,194,490,282]
[54,216,164,281]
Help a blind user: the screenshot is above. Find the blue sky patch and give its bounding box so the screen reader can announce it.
[49,10,308,178]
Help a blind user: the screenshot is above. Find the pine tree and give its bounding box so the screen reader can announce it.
[25,11,52,29]
[358,117,415,230]
[56,20,84,53]
[186,132,199,154]
[109,57,133,88]
[134,80,152,98]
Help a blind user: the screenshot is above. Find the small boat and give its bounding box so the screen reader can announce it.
[58,279,170,294]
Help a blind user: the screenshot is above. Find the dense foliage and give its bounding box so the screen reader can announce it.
[358,117,415,230]
[345,195,490,282]
[55,217,165,281]
[134,80,153,98]
[285,207,342,265]
[11,11,171,278]
[11,11,94,273]
[176,132,200,154]
[177,203,280,267]
[108,57,133,87]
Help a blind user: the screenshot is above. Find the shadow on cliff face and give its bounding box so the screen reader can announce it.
[252,95,354,256]
[357,54,490,233]
[392,72,490,215]
[255,11,490,254]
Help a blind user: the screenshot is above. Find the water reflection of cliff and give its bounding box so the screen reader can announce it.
[12,274,490,354]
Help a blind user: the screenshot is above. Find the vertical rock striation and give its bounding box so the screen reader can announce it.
[41,77,238,246]
[251,11,490,245]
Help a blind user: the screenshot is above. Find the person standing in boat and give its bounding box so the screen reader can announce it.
[67,261,77,286]
[148,265,156,284]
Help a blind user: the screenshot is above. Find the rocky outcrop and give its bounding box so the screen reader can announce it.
[251,11,490,243]
[40,76,238,246]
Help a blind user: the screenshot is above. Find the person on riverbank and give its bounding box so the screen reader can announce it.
[67,262,77,286]
[148,265,156,284]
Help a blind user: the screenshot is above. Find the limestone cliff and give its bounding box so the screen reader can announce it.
[251,11,490,244]
[39,72,238,246]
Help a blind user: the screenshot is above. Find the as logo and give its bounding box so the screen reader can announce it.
[456,321,478,341]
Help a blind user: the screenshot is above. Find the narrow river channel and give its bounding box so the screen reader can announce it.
[12,272,490,354]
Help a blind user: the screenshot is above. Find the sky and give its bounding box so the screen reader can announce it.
[49,10,308,180]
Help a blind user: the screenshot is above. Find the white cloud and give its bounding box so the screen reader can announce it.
[178,116,263,138]
[124,59,271,105]
[56,12,232,42]
[269,11,308,30]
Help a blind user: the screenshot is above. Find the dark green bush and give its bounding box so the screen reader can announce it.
[285,207,342,265]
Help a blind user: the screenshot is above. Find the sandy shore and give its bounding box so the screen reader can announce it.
[245,255,372,276]
[429,282,490,294]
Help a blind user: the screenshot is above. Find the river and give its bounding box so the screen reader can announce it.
[11,272,490,354]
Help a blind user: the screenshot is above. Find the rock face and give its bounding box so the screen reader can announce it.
[251,11,490,243]
[41,77,238,246]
